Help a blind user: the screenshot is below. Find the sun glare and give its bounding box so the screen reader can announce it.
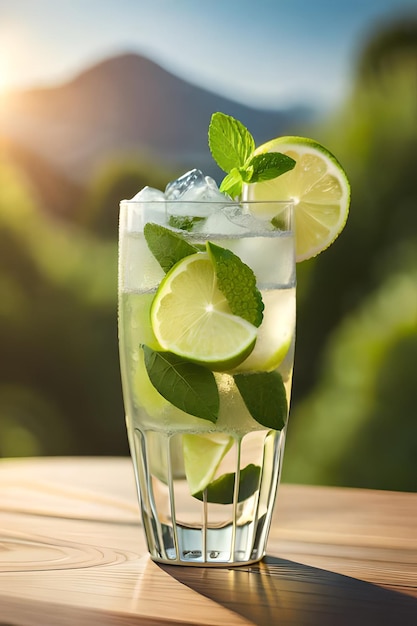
[0,22,31,98]
[0,55,12,97]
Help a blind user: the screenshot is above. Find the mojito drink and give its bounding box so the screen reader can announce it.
[119,191,295,565]
[118,113,350,566]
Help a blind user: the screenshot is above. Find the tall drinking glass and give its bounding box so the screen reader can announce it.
[118,199,295,566]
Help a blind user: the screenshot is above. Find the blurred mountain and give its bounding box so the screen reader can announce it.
[1,52,315,187]
[0,137,85,218]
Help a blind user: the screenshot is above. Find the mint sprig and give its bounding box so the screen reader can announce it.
[208,112,296,198]
[208,113,255,174]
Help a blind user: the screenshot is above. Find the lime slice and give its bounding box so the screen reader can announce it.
[233,289,294,372]
[127,292,161,350]
[150,252,257,370]
[183,432,234,495]
[242,136,350,262]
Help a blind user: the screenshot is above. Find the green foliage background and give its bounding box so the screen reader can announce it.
[0,17,416,491]
[283,16,417,491]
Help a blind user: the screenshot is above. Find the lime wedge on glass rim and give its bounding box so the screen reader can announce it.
[150,252,258,371]
[242,136,351,262]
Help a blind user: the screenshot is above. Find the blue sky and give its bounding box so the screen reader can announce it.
[0,0,416,110]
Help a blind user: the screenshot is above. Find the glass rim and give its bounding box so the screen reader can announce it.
[120,199,294,209]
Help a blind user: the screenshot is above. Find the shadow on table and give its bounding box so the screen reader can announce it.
[159,556,417,626]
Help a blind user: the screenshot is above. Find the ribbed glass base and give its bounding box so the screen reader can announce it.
[129,427,286,567]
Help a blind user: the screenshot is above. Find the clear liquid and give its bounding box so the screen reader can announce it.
[118,227,295,565]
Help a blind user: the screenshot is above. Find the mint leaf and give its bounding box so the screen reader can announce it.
[209,112,255,174]
[144,223,200,272]
[207,242,264,327]
[193,464,261,504]
[219,168,243,198]
[246,152,296,183]
[168,215,205,231]
[271,214,287,230]
[143,345,219,423]
[234,371,288,430]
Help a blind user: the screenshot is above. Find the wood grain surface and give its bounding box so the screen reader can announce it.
[0,457,416,626]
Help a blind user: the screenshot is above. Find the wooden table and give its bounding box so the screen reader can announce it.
[0,457,416,626]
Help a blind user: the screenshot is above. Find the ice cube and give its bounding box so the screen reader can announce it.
[130,186,166,202]
[196,203,277,236]
[179,173,231,205]
[165,170,232,227]
[165,169,205,200]
[195,205,248,235]
[195,175,231,202]
[123,186,167,232]
[221,204,276,233]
